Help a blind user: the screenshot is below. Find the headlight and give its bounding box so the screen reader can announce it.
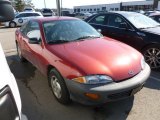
[73,75,113,84]
[141,57,146,70]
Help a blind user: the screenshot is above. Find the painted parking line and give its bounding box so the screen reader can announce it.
[150,76,160,82]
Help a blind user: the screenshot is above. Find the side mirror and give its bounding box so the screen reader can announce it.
[119,23,128,29]
[97,29,102,33]
[29,38,40,44]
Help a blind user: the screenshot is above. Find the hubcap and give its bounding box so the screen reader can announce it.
[51,75,62,99]
[144,48,160,69]
[10,23,15,27]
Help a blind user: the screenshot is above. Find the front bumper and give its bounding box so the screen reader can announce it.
[1,22,9,27]
[65,64,151,105]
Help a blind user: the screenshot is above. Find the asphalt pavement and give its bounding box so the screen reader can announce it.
[1,27,160,120]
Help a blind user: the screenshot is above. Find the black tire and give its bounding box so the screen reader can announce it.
[48,68,71,104]
[16,43,27,62]
[142,44,160,69]
[9,21,16,28]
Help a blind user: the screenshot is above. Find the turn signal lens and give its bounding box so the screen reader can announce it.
[73,77,86,83]
[84,93,100,100]
[72,75,113,84]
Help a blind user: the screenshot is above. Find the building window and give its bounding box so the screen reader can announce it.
[102,7,106,11]
[87,9,89,11]
[110,8,114,11]
[94,8,96,11]
[81,9,83,11]
[90,9,92,11]
[115,8,119,11]
[97,8,100,11]
[84,9,86,11]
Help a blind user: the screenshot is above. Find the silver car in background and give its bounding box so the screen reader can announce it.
[2,12,43,28]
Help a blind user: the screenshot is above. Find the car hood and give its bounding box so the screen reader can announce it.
[47,37,142,81]
[141,26,160,35]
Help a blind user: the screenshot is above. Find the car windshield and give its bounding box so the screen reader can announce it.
[125,13,160,29]
[43,19,102,43]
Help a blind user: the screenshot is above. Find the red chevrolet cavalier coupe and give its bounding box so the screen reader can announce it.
[15,17,150,105]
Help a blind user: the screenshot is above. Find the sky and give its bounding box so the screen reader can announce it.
[32,0,145,9]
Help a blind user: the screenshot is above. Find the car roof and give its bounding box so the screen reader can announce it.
[33,16,80,22]
[16,11,42,16]
[110,11,142,16]
[149,13,160,16]
[18,11,40,14]
[93,11,143,18]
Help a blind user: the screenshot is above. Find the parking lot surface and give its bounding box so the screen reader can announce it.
[1,27,160,120]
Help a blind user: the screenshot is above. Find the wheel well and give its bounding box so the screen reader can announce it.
[9,21,16,24]
[47,65,55,76]
[47,65,63,80]
[141,43,160,53]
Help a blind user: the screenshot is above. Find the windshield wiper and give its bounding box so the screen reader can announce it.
[47,40,70,44]
[75,36,101,41]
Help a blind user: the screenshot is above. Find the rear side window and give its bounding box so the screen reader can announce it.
[16,13,26,18]
[33,13,41,16]
[108,14,126,28]
[89,14,107,25]
[42,9,52,13]
[23,13,40,17]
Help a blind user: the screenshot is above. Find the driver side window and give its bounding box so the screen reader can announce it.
[26,21,41,41]
[108,14,127,28]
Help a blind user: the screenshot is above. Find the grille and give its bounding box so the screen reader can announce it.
[108,90,132,99]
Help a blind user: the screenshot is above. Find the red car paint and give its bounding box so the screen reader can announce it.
[15,17,142,82]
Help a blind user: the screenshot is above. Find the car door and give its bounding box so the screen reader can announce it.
[25,21,44,71]
[15,13,28,26]
[88,14,109,35]
[19,22,32,61]
[106,14,143,49]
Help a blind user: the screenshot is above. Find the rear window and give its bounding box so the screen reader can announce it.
[42,9,52,13]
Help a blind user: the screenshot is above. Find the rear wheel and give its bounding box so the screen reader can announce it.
[9,21,16,28]
[48,68,71,104]
[16,43,27,62]
[143,45,160,69]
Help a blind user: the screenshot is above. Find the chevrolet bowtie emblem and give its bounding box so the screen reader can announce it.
[128,70,134,75]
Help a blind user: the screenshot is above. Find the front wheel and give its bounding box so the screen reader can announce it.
[49,68,71,104]
[9,21,16,28]
[143,45,160,69]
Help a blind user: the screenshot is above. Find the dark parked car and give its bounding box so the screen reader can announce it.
[15,17,150,105]
[41,8,53,17]
[85,11,160,69]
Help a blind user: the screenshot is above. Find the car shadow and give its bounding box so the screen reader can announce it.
[6,55,37,86]
[90,97,134,120]
[0,26,19,29]
[144,70,160,90]
[6,54,134,120]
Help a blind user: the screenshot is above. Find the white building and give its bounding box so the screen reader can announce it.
[158,1,160,10]
[74,3,120,13]
[122,0,153,11]
[74,0,155,13]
